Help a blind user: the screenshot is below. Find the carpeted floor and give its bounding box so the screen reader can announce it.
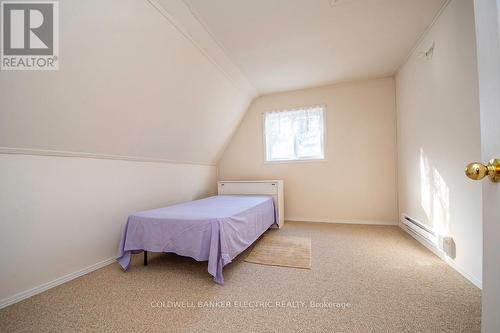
[0,222,481,332]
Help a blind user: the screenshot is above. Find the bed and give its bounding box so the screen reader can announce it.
[116,194,278,284]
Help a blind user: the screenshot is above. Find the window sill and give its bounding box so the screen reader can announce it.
[263,158,327,165]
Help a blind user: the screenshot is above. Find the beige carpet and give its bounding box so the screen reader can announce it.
[245,234,311,269]
[0,222,481,332]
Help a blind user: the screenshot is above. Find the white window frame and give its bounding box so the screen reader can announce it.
[262,105,327,164]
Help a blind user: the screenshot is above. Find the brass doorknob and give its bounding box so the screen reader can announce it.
[465,159,500,182]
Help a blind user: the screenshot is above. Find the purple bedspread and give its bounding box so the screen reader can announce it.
[116,195,276,284]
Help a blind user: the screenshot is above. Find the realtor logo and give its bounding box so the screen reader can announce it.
[1,1,59,70]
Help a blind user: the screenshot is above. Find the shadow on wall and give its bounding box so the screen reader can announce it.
[419,148,453,249]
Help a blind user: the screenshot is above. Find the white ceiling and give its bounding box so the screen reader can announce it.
[183,0,447,94]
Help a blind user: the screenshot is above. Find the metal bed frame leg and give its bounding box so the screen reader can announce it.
[144,250,148,266]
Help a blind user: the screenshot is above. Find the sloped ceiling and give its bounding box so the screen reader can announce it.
[1,0,446,165]
[0,0,255,165]
[183,0,447,93]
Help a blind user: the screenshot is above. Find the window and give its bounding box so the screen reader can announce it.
[264,105,325,162]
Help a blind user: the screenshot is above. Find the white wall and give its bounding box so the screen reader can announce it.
[396,0,482,285]
[0,0,250,305]
[0,154,216,304]
[0,0,253,164]
[218,78,398,224]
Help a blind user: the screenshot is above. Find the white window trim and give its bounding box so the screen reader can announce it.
[262,104,328,164]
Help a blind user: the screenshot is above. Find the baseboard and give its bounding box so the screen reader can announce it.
[285,217,397,225]
[0,256,116,310]
[399,223,482,289]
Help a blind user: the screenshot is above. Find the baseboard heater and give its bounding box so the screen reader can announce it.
[401,214,436,243]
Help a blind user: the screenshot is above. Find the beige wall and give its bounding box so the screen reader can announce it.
[218,78,398,224]
[396,0,482,285]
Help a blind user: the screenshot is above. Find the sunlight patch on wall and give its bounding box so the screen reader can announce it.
[419,148,450,237]
[419,149,433,222]
[432,168,450,236]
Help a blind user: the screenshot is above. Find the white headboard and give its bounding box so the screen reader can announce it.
[217,180,284,228]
